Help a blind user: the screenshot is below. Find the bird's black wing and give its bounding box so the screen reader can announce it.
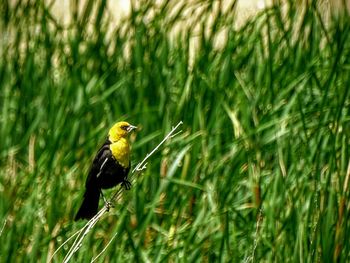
[85,140,112,188]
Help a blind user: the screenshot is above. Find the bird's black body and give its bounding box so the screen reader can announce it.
[86,140,130,189]
[75,139,130,221]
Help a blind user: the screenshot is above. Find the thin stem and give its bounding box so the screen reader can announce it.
[49,228,83,262]
[90,231,119,263]
[132,121,183,173]
[0,219,7,237]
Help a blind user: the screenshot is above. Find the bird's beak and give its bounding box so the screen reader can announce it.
[127,125,137,133]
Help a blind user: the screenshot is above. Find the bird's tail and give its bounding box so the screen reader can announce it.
[74,187,100,221]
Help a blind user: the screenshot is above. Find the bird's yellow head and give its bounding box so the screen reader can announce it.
[108,121,137,142]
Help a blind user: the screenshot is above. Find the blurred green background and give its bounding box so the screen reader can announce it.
[1,0,350,262]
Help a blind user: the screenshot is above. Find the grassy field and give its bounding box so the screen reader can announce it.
[1,0,350,262]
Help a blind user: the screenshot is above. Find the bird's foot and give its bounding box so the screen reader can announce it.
[100,190,115,211]
[105,201,115,212]
[121,179,131,190]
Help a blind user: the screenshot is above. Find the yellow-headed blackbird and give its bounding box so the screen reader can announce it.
[75,121,137,221]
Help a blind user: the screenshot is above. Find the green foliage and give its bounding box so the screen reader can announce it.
[0,0,350,262]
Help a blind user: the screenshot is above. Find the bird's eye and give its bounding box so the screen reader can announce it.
[121,125,128,130]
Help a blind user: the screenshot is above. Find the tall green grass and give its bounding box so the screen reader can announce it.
[0,0,350,262]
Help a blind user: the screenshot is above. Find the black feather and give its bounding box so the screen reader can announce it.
[74,139,130,221]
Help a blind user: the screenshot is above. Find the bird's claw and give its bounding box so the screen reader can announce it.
[121,179,131,190]
[105,201,115,211]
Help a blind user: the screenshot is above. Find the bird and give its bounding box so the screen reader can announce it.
[74,121,137,221]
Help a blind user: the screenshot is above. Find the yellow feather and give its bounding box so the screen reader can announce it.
[108,121,136,168]
[108,121,130,142]
[110,138,130,168]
